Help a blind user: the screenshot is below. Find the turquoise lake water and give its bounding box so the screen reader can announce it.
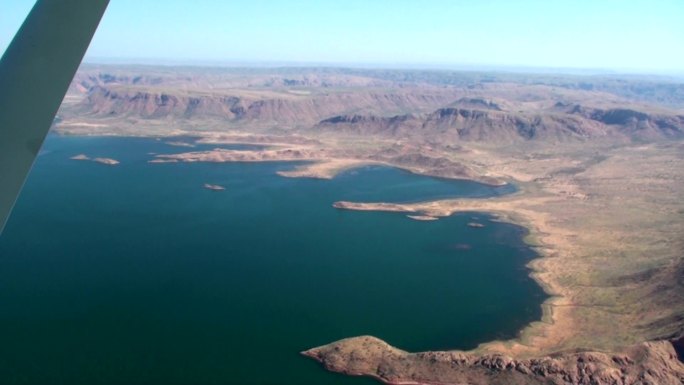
[0,135,546,384]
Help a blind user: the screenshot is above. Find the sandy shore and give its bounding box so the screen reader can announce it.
[277,159,383,179]
[149,142,505,186]
[406,214,439,221]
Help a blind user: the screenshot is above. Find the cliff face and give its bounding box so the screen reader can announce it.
[75,85,460,127]
[78,84,684,140]
[449,97,504,111]
[303,336,684,385]
[81,86,247,120]
[563,104,684,140]
[315,106,684,142]
[419,108,607,141]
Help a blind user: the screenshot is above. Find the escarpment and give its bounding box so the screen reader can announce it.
[74,85,462,127]
[316,105,684,142]
[303,336,684,385]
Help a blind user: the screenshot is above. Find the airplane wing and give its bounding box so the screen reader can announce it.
[0,0,109,233]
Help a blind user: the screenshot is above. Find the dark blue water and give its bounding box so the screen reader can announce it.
[0,135,546,385]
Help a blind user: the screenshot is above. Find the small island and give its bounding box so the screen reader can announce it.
[93,157,120,165]
[165,141,195,148]
[70,154,90,160]
[70,154,119,165]
[203,183,226,191]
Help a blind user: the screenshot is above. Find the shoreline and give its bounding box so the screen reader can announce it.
[331,196,561,355]
[306,192,684,384]
[53,132,684,383]
[146,148,507,187]
[61,133,655,353]
[49,63,684,384]
[64,133,553,356]
[67,134,559,357]
[54,131,508,186]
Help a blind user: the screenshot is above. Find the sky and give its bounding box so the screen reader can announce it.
[1,0,683,73]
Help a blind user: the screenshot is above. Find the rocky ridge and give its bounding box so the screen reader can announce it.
[316,106,684,142]
[303,336,684,385]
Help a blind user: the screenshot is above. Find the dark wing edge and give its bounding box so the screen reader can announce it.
[0,0,110,233]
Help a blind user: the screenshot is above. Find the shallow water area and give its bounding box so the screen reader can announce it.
[0,135,546,385]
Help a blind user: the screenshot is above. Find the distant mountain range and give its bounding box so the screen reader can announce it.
[60,66,684,143]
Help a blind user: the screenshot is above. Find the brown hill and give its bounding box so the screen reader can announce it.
[560,103,684,140]
[75,85,462,128]
[62,66,684,143]
[315,106,684,142]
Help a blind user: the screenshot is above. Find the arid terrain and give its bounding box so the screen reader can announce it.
[55,65,684,384]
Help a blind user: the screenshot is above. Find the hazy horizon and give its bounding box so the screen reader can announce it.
[79,57,684,78]
[2,0,683,74]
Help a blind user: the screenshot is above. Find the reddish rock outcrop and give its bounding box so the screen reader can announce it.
[303,336,684,385]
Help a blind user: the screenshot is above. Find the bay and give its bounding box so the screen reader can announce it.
[0,135,546,385]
